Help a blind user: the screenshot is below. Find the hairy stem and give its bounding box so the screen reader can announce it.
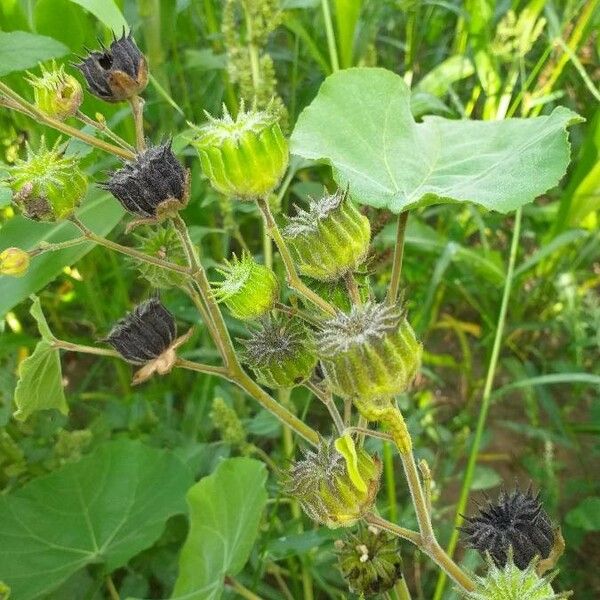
[256,198,336,316]
[129,95,146,151]
[75,111,135,152]
[305,380,345,434]
[387,211,409,305]
[321,0,340,73]
[363,513,421,546]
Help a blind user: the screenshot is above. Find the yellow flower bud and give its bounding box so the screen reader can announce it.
[0,247,30,277]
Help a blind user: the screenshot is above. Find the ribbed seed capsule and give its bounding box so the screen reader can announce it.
[27,62,82,120]
[285,437,381,529]
[316,302,422,403]
[462,555,571,600]
[461,488,555,570]
[212,253,279,320]
[283,188,371,281]
[6,139,88,221]
[241,318,317,388]
[193,102,289,199]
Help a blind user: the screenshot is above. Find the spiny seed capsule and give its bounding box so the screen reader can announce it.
[75,31,148,102]
[240,318,317,388]
[0,248,30,277]
[105,298,192,385]
[6,139,88,221]
[212,253,279,320]
[462,554,571,600]
[102,142,188,227]
[27,62,83,120]
[336,526,403,597]
[131,226,188,289]
[193,101,289,199]
[285,437,381,529]
[461,488,555,570]
[282,188,371,281]
[316,302,422,405]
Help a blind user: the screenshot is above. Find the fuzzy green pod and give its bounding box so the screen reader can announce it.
[462,555,572,600]
[213,253,279,320]
[193,102,289,199]
[6,139,88,221]
[316,302,422,405]
[286,437,381,529]
[283,188,371,281]
[27,62,82,120]
[241,318,317,388]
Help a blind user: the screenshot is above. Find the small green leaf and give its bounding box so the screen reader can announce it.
[13,340,67,421]
[67,0,128,33]
[29,295,54,341]
[0,31,69,76]
[566,497,600,531]
[172,457,268,600]
[290,68,582,213]
[0,440,193,600]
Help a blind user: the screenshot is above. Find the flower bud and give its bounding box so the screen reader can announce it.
[336,526,403,597]
[462,554,571,600]
[0,248,30,277]
[193,102,289,199]
[461,487,555,570]
[102,142,189,227]
[27,62,82,120]
[285,437,381,529]
[7,139,88,221]
[212,253,279,320]
[241,317,317,388]
[283,188,370,281]
[132,226,188,289]
[105,298,192,385]
[75,31,148,102]
[316,302,422,405]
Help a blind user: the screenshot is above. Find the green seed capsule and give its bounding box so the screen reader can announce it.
[193,102,289,199]
[27,62,82,120]
[6,139,88,221]
[283,188,371,281]
[241,318,317,388]
[212,253,279,320]
[316,302,422,404]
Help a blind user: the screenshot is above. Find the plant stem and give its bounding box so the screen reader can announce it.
[52,340,121,357]
[244,4,262,93]
[105,576,120,600]
[395,578,412,600]
[321,0,340,73]
[225,576,264,600]
[387,211,409,305]
[304,380,345,434]
[275,302,321,327]
[0,81,135,160]
[75,111,135,152]
[29,237,87,257]
[364,513,421,546]
[345,272,361,305]
[129,95,146,151]
[432,207,523,600]
[256,198,336,316]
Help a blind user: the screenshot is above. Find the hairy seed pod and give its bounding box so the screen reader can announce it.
[193,101,289,199]
[0,248,30,277]
[462,554,572,600]
[283,188,371,281]
[461,488,555,570]
[212,253,279,320]
[285,437,381,529]
[75,31,148,102]
[103,142,188,225]
[7,139,88,221]
[336,526,403,597]
[316,302,422,404]
[27,62,82,120]
[240,318,317,388]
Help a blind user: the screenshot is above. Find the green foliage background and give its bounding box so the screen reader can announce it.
[0,0,599,599]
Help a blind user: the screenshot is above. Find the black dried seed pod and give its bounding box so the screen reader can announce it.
[75,31,148,102]
[461,487,555,570]
[103,143,188,220]
[105,298,176,364]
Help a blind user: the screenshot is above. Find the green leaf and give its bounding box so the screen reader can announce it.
[13,340,67,421]
[67,0,128,33]
[0,31,69,76]
[566,497,600,531]
[172,457,268,600]
[290,68,582,213]
[0,440,193,600]
[29,295,54,341]
[0,192,124,318]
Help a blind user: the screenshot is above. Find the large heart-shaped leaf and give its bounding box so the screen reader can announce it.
[172,457,268,600]
[290,68,582,213]
[0,440,193,600]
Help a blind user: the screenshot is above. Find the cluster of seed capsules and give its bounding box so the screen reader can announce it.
[1,33,569,600]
